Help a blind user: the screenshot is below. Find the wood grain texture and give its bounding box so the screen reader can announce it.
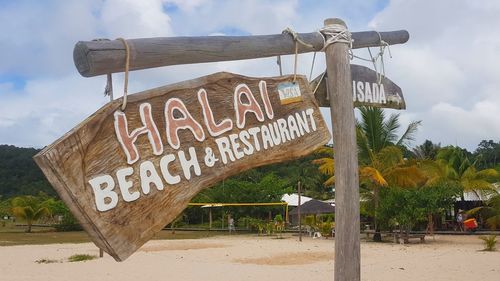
[312,64,406,109]
[323,19,361,281]
[74,30,409,77]
[34,72,331,261]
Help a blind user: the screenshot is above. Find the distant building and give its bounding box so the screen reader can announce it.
[288,199,335,225]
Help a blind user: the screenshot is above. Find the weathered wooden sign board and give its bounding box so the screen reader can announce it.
[312,64,405,109]
[34,72,331,261]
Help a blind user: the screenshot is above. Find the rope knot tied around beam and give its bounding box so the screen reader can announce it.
[319,24,352,51]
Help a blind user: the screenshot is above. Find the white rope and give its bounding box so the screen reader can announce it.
[309,52,317,81]
[350,31,392,84]
[282,27,315,82]
[319,24,352,51]
[312,71,326,96]
[282,27,314,49]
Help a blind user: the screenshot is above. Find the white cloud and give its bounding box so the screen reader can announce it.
[0,1,100,76]
[100,0,174,38]
[368,0,500,150]
[0,0,499,152]
[0,74,107,147]
[165,0,209,12]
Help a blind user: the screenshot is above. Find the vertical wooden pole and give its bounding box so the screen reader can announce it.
[298,180,302,242]
[209,208,212,230]
[285,203,289,224]
[99,248,104,258]
[323,18,360,281]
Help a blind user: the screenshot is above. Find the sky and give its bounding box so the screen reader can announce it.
[0,0,499,151]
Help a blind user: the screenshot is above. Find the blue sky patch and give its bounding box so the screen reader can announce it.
[0,74,26,92]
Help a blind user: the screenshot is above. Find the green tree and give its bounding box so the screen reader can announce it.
[468,193,500,230]
[413,140,441,160]
[359,146,426,241]
[274,214,284,238]
[0,197,12,218]
[0,145,55,198]
[377,185,457,239]
[192,173,291,221]
[311,146,335,186]
[377,187,427,238]
[434,146,499,200]
[11,195,49,232]
[356,107,422,241]
[474,140,500,170]
[356,107,421,163]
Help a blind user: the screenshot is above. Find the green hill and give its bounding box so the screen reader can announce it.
[0,145,55,198]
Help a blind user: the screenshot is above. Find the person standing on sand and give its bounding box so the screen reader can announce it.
[456,211,464,232]
[228,215,235,234]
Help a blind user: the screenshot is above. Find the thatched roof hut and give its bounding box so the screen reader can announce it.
[289,199,335,224]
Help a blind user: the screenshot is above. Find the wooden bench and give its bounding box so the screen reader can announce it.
[393,233,425,244]
[362,230,394,240]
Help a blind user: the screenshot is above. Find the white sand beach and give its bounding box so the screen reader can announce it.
[0,235,499,281]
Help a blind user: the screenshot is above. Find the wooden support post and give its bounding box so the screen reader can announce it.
[209,208,212,230]
[323,18,360,281]
[74,31,409,77]
[99,248,104,258]
[285,203,289,224]
[298,180,302,242]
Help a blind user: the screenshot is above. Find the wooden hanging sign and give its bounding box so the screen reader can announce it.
[312,64,406,109]
[34,72,331,261]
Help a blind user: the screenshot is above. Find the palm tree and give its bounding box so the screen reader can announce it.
[313,108,423,241]
[434,146,499,199]
[359,146,426,241]
[420,147,498,233]
[413,140,441,160]
[356,107,422,241]
[356,107,421,163]
[312,147,335,186]
[468,192,500,230]
[11,196,49,233]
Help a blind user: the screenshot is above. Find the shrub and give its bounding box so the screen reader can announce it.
[318,221,334,238]
[479,235,497,251]
[55,211,82,232]
[68,254,97,262]
[35,258,59,264]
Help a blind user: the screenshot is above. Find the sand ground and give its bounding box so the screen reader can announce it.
[0,234,499,281]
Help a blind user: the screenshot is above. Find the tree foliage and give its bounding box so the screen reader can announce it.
[0,145,55,198]
[434,146,499,194]
[474,140,500,170]
[11,195,50,232]
[468,193,500,230]
[377,184,460,232]
[355,107,422,241]
[413,140,441,160]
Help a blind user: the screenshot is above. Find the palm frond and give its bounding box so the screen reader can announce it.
[33,207,49,221]
[396,120,422,147]
[384,166,426,188]
[462,179,495,192]
[360,167,388,187]
[475,168,499,180]
[313,147,334,157]
[381,113,400,145]
[485,215,500,230]
[376,146,403,170]
[324,176,335,186]
[312,158,335,176]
